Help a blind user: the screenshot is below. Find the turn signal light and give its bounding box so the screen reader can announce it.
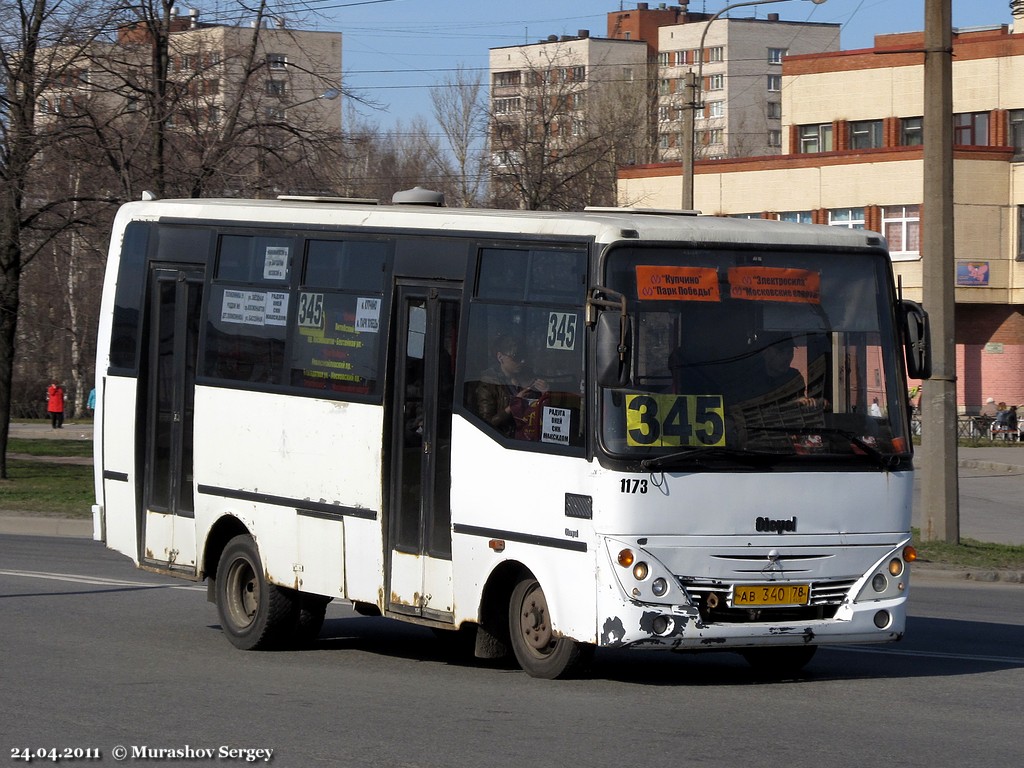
[617,549,635,568]
[903,545,918,563]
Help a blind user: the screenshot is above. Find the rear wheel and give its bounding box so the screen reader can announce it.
[216,534,298,650]
[740,645,818,677]
[508,576,592,679]
[295,595,331,645]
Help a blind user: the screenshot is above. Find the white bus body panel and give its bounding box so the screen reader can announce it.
[451,411,913,649]
[192,387,385,602]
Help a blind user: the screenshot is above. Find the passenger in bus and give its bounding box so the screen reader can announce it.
[470,334,549,440]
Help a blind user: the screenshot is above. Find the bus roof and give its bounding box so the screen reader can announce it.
[113,196,888,252]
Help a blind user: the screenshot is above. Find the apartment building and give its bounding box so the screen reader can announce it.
[489,31,650,207]
[36,9,342,139]
[617,24,1024,410]
[605,3,839,161]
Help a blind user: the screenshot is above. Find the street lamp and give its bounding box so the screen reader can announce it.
[681,0,827,210]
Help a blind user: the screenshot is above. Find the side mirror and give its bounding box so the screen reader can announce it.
[901,300,931,380]
[596,312,631,388]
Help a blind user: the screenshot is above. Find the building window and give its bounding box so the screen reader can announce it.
[850,119,883,149]
[708,101,724,118]
[954,111,990,146]
[707,46,724,63]
[768,130,782,147]
[622,66,634,81]
[708,73,724,91]
[799,123,833,153]
[658,52,670,67]
[658,105,670,122]
[265,80,286,97]
[494,97,521,115]
[767,74,781,92]
[659,79,670,96]
[704,128,723,145]
[829,208,865,229]
[768,47,786,64]
[882,205,921,259]
[493,70,520,87]
[767,101,782,120]
[1009,110,1024,153]
[658,133,670,149]
[572,66,586,82]
[265,107,285,122]
[266,53,287,70]
[1019,206,1024,260]
[901,116,923,146]
[780,211,813,224]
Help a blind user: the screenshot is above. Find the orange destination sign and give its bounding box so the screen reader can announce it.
[728,267,821,304]
[635,266,720,302]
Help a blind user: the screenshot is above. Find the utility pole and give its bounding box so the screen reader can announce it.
[681,71,697,210]
[920,0,959,543]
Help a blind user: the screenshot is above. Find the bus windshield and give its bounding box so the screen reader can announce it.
[600,245,910,464]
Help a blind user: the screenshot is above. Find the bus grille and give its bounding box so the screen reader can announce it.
[679,577,857,624]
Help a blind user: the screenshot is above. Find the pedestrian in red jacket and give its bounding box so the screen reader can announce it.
[47,380,65,429]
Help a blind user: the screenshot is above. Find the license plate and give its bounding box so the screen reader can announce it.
[732,584,810,607]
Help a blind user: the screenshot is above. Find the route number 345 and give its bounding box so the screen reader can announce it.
[625,394,726,447]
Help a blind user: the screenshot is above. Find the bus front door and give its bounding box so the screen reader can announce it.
[140,266,202,574]
[387,284,460,623]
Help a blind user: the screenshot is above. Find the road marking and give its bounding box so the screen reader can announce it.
[0,569,204,591]
[828,645,1024,665]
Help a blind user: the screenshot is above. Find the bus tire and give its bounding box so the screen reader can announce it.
[216,534,298,650]
[294,595,330,645]
[508,576,592,679]
[740,645,817,676]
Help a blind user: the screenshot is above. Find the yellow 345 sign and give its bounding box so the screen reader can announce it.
[625,394,726,447]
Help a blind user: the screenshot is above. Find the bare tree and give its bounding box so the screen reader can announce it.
[429,64,487,207]
[0,0,115,476]
[488,44,650,211]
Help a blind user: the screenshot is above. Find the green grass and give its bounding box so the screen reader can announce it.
[912,529,1024,571]
[7,438,93,458]
[0,460,94,517]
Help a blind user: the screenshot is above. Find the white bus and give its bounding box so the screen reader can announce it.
[93,190,931,678]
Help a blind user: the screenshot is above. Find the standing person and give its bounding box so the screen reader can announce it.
[87,387,96,417]
[46,380,65,429]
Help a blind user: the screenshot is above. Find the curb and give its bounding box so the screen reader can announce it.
[0,515,93,538]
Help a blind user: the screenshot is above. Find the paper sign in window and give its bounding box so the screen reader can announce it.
[728,267,821,304]
[635,266,720,301]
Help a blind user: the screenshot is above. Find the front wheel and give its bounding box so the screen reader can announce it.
[215,534,298,650]
[508,576,592,679]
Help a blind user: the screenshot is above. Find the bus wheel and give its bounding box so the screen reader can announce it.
[216,534,298,650]
[740,646,817,677]
[509,576,591,679]
[294,595,330,646]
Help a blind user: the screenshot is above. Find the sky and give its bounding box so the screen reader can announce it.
[276,0,1020,128]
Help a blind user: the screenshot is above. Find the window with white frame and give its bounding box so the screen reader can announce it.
[779,211,813,224]
[708,73,724,91]
[707,46,724,63]
[767,101,782,120]
[799,123,832,153]
[266,53,287,70]
[708,101,724,118]
[265,80,286,97]
[768,47,786,64]
[494,97,521,114]
[767,74,781,92]
[829,208,865,229]
[768,130,782,147]
[659,105,670,122]
[658,52,670,67]
[882,205,921,259]
[707,128,723,145]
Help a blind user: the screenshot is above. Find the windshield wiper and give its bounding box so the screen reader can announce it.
[640,446,778,471]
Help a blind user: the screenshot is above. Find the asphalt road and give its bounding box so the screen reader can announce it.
[2,535,1022,768]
